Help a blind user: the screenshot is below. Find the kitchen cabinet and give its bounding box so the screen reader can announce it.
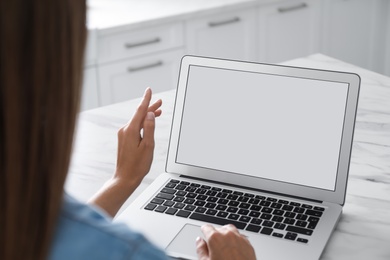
[98,49,183,105]
[185,8,257,61]
[321,0,383,71]
[96,22,184,105]
[258,0,321,63]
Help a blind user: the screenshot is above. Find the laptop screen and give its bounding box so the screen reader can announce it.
[175,65,349,192]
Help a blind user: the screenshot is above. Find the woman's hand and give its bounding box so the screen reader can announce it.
[114,87,162,189]
[196,224,257,260]
[89,88,162,218]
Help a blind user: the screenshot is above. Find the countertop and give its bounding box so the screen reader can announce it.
[87,0,277,33]
[66,54,390,259]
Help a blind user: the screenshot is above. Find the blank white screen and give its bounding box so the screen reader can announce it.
[176,65,349,191]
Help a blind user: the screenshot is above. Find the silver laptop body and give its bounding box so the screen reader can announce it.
[116,56,360,260]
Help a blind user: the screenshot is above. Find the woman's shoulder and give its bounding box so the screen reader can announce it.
[49,194,168,260]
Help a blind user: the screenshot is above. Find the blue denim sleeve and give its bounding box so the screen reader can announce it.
[49,194,169,260]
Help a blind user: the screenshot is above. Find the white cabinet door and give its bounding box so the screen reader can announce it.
[322,0,383,71]
[258,0,321,63]
[186,8,257,61]
[81,66,99,111]
[98,49,183,106]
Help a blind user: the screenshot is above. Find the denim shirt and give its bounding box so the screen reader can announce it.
[49,194,168,260]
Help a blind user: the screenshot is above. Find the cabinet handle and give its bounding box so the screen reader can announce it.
[124,38,161,49]
[278,3,307,13]
[208,17,241,27]
[127,61,163,72]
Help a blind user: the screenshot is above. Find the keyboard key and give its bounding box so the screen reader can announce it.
[284,212,296,218]
[272,232,284,238]
[175,184,187,190]
[306,209,323,217]
[151,198,164,205]
[286,226,313,236]
[190,183,200,187]
[255,195,266,200]
[261,207,273,213]
[246,224,261,233]
[174,203,185,209]
[195,207,207,214]
[216,192,228,198]
[238,196,249,202]
[282,205,294,211]
[165,183,176,188]
[163,201,175,207]
[250,205,261,211]
[266,197,277,202]
[196,188,207,194]
[274,223,286,230]
[233,191,243,196]
[196,195,207,200]
[228,201,239,207]
[206,190,217,197]
[293,207,305,214]
[170,179,179,183]
[239,216,251,223]
[201,185,211,189]
[297,238,309,243]
[144,203,157,211]
[314,206,325,212]
[283,218,295,225]
[248,199,260,205]
[206,197,218,202]
[302,204,312,209]
[216,205,227,211]
[296,214,308,221]
[190,213,246,229]
[194,201,206,207]
[260,201,271,207]
[184,205,196,211]
[217,211,229,218]
[155,205,167,213]
[239,203,250,209]
[249,211,260,218]
[206,209,217,216]
[227,207,238,213]
[260,213,272,220]
[290,202,301,207]
[211,187,222,191]
[237,209,249,215]
[176,191,187,196]
[222,189,233,194]
[250,218,262,225]
[186,193,197,198]
[272,216,284,223]
[228,214,240,220]
[260,227,273,235]
[180,181,190,185]
[217,199,229,205]
[284,232,297,241]
[156,193,174,200]
[185,186,197,192]
[165,208,178,215]
[273,209,284,216]
[271,203,282,209]
[227,194,239,200]
[183,198,195,204]
[173,197,185,202]
[296,221,308,228]
[278,199,289,204]
[263,221,274,227]
[205,203,217,209]
[244,193,255,198]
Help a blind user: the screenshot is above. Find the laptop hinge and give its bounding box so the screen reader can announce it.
[180,175,323,204]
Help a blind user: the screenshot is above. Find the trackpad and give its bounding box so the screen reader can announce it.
[166,224,204,260]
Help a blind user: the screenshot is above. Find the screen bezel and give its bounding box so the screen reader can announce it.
[166,55,360,205]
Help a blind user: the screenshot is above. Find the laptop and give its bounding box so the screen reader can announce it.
[116,55,360,259]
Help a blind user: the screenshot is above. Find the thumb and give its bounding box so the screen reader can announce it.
[196,237,209,260]
[142,112,155,145]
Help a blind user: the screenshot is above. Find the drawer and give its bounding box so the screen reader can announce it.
[97,48,184,106]
[97,23,184,63]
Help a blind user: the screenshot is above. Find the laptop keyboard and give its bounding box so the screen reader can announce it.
[144,179,325,244]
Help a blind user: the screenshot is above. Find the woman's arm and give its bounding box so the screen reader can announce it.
[88,88,162,218]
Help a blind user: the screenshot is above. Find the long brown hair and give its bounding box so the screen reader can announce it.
[0,0,86,259]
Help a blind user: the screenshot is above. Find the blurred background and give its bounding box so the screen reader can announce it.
[81,0,390,111]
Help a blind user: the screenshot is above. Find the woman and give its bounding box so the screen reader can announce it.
[0,1,256,259]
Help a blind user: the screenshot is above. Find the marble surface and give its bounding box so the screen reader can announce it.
[66,54,390,259]
[87,0,276,33]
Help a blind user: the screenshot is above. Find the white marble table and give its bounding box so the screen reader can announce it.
[66,54,390,259]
